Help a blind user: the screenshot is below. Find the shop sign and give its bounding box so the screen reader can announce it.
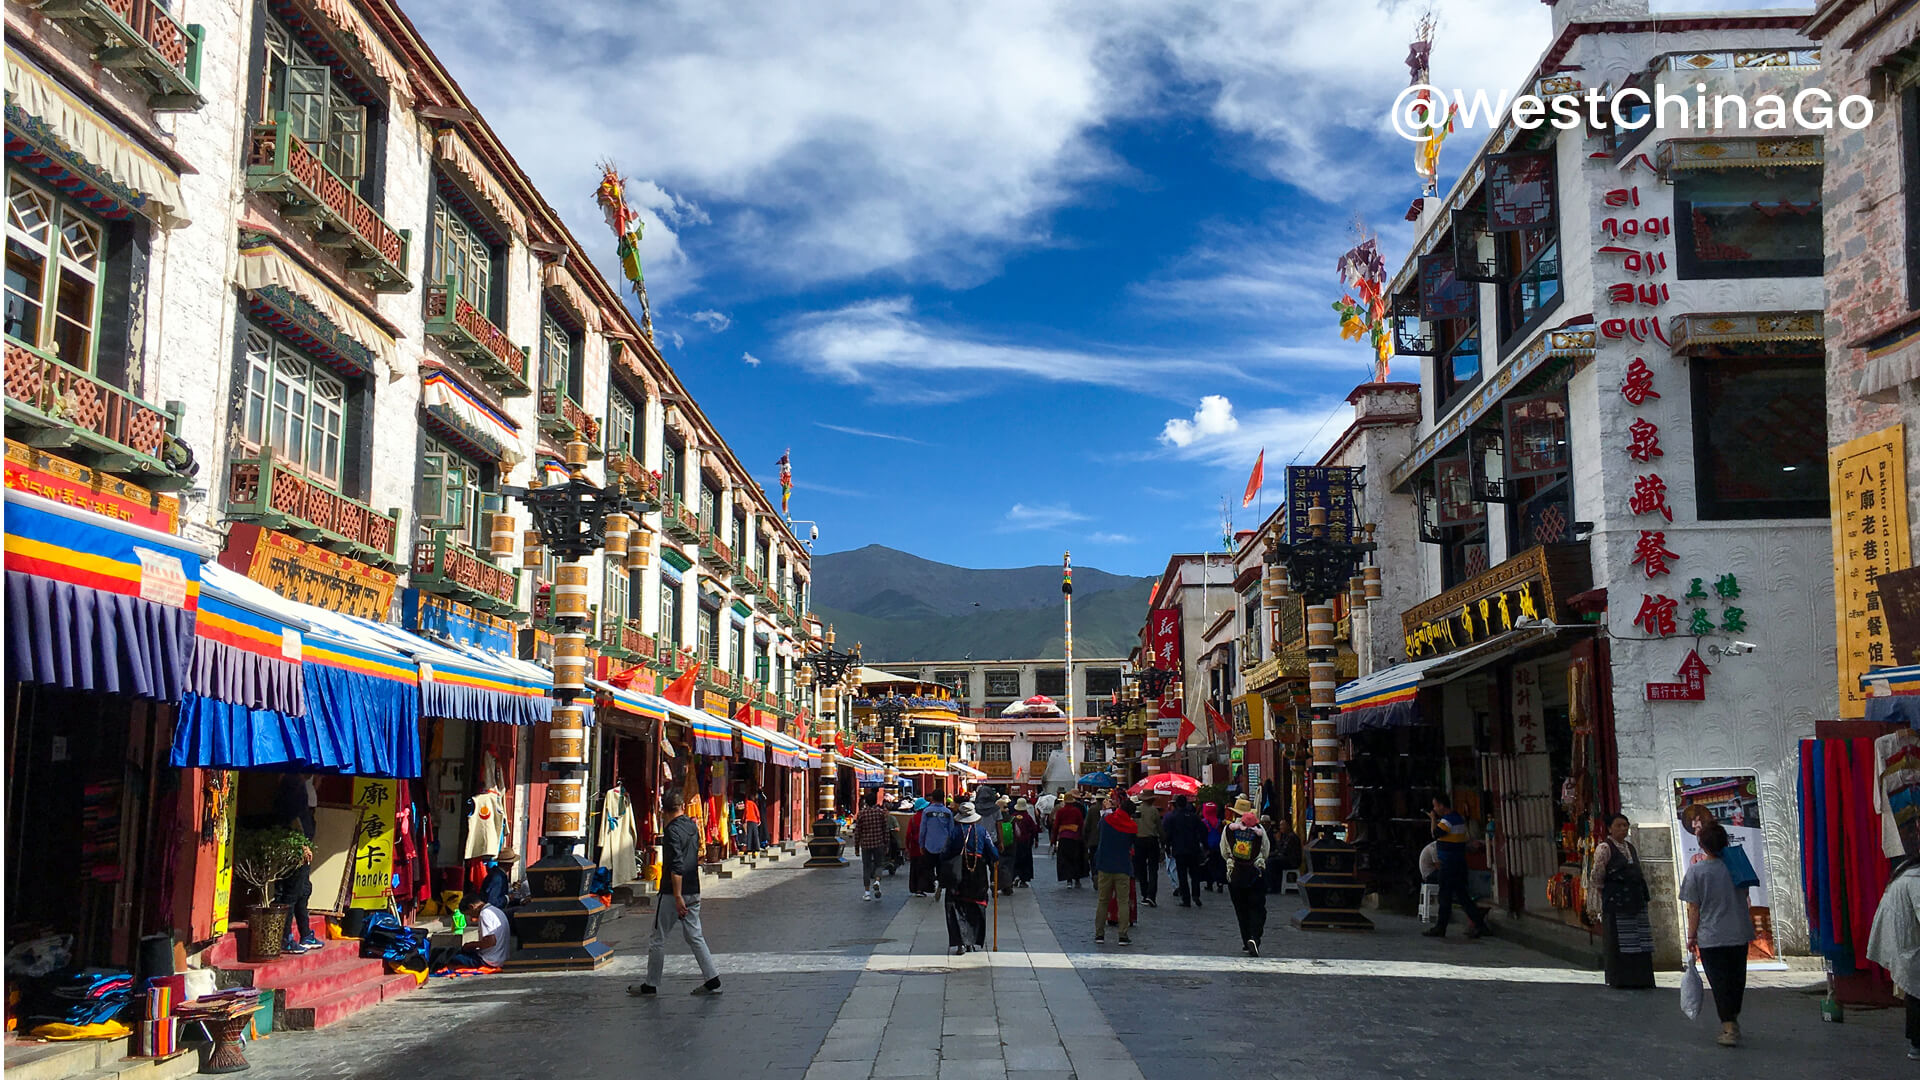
[702,689,731,717]
[898,754,947,770]
[1285,465,1361,543]
[1510,662,1544,751]
[1230,747,1244,764]
[1233,693,1264,740]
[5,439,179,532]
[1146,607,1182,672]
[223,523,397,620]
[1645,650,1710,702]
[208,772,237,936]
[1672,773,1776,961]
[1831,426,1912,718]
[349,778,398,909]
[1400,544,1590,659]
[1876,565,1920,668]
[404,589,515,653]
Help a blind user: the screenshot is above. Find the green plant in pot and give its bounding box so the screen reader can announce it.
[233,826,311,962]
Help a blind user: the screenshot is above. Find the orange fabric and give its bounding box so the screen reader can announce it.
[665,663,702,706]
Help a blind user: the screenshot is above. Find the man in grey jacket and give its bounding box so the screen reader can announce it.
[629,790,722,996]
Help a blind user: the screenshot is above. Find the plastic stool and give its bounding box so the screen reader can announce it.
[1418,883,1440,924]
[1281,870,1301,894]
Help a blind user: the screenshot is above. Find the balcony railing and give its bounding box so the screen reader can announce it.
[226,454,399,568]
[699,529,735,573]
[709,667,735,693]
[604,449,660,506]
[40,0,205,109]
[537,384,601,452]
[733,562,763,597]
[411,530,522,617]
[4,339,194,489]
[247,113,410,291]
[753,586,779,614]
[662,493,701,544]
[422,277,529,396]
[774,598,797,628]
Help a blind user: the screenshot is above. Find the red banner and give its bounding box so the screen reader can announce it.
[1146,607,1182,669]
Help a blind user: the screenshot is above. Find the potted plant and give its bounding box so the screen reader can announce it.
[233,826,310,962]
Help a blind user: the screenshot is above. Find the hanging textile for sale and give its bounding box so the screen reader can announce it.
[599,785,638,885]
[464,792,506,861]
[1799,737,1896,983]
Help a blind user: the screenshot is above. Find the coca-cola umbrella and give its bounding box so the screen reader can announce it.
[1128,772,1201,798]
[999,694,1065,718]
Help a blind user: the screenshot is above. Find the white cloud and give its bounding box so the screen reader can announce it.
[742,351,762,367]
[782,296,1246,398]
[814,422,926,444]
[1088,531,1136,544]
[1156,394,1346,468]
[690,310,733,332]
[406,0,1559,294]
[1161,396,1239,448]
[1002,503,1090,531]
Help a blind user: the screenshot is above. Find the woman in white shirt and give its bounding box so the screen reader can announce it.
[1869,855,1920,1061]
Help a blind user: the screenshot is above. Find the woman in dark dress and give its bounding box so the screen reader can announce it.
[1586,813,1655,988]
[1052,793,1089,886]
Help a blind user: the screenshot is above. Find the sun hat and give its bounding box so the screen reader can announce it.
[955,801,981,824]
[1232,795,1256,816]
[1240,811,1259,827]
[913,798,929,810]
[1014,797,1031,811]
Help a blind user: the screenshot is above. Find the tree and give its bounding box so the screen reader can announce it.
[234,826,310,908]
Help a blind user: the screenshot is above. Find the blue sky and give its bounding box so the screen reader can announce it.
[411,0,1793,576]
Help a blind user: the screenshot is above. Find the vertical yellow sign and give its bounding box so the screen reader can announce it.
[349,778,399,909]
[210,772,237,935]
[1832,426,1912,717]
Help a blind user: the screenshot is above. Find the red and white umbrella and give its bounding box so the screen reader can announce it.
[999,694,1065,718]
[1128,772,1201,798]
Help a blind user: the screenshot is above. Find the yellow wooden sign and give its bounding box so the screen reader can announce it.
[349,778,399,909]
[1832,426,1912,718]
[702,689,732,717]
[1234,693,1265,740]
[897,754,947,770]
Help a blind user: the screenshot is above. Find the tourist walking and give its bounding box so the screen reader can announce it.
[919,795,957,897]
[1093,791,1138,945]
[1164,795,1207,907]
[905,798,936,896]
[1423,793,1489,939]
[1010,798,1039,887]
[1053,792,1089,888]
[1264,816,1302,893]
[1200,801,1227,893]
[942,801,999,954]
[1681,821,1754,1047]
[854,793,892,901]
[1586,813,1655,988]
[1222,801,1270,955]
[1133,795,1163,908]
[629,791,721,997]
[1868,854,1920,1061]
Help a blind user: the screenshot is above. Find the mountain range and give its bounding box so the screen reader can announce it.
[810,545,1153,661]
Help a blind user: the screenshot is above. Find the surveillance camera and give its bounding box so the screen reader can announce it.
[810,525,820,542]
[1732,641,1757,653]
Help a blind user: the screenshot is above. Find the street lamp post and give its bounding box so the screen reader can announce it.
[874,692,908,794]
[1131,661,1178,781]
[797,625,861,866]
[1266,503,1376,931]
[501,438,656,969]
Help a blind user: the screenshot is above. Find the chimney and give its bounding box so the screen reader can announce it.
[1545,0,1650,36]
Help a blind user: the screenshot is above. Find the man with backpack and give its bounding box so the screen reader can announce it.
[918,794,957,897]
[1222,795,1270,955]
[942,801,999,954]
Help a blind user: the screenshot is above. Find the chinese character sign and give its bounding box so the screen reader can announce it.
[1510,663,1542,754]
[1285,466,1361,544]
[1832,426,1913,717]
[350,778,399,909]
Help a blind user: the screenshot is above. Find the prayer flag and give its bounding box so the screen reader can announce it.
[1243,450,1265,508]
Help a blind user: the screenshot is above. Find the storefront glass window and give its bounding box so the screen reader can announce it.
[1675,166,1822,279]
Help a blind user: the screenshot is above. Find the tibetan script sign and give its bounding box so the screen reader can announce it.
[1831,426,1912,718]
[5,439,179,532]
[702,689,731,717]
[1285,466,1361,544]
[1401,543,1591,659]
[224,523,397,619]
[896,754,947,770]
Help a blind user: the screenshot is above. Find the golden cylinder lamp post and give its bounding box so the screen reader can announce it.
[603,513,630,558]
[1363,564,1382,602]
[522,530,544,571]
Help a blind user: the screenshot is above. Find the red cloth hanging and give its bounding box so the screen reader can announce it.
[1824,742,1848,943]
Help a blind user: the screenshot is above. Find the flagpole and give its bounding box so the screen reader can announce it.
[1063,551,1075,785]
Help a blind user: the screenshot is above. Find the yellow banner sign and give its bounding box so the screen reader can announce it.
[1832,426,1912,718]
[702,689,732,717]
[897,754,947,770]
[239,524,397,619]
[349,778,399,909]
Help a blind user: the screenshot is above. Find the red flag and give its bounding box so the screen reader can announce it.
[1206,700,1232,736]
[1242,449,1265,508]
[607,663,642,690]
[664,661,702,706]
[1175,713,1197,747]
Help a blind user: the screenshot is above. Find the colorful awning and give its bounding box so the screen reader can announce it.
[763,728,813,769]
[190,581,305,715]
[420,369,524,466]
[1334,658,1438,735]
[1862,664,1920,727]
[5,56,188,227]
[736,721,768,764]
[949,761,988,781]
[5,489,206,701]
[691,713,734,758]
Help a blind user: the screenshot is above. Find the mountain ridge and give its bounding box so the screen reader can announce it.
[810,545,1150,661]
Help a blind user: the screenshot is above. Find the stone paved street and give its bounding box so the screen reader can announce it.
[231,851,1910,1080]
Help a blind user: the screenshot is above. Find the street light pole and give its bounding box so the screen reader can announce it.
[797,625,861,866]
[501,438,655,969]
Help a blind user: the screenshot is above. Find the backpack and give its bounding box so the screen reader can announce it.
[920,806,956,854]
[1226,824,1263,885]
[999,820,1016,849]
